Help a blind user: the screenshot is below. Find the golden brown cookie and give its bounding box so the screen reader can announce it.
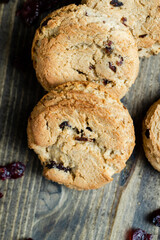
[142,99,160,172]
[82,0,160,57]
[32,4,139,98]
[27,82,135,190]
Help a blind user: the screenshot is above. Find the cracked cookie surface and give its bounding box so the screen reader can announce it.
[32,4,139,98]
[27,82,135,190]
[142,99,160,172]
[82,0,160,57]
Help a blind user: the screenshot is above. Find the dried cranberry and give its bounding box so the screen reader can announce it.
[153,215,160,227]
[150,209,160,227]
[0,192,3,198]
[16,0,81,26]
[75,136,95,142]
[0,167,11,180]
[46,161,71,173]
[16,0,40,26]
[116,56,123,66]
[139,34,147,38]
[109,62,117,73]
[104,40,113,56]
[110,0,123,7]
[121,17,127,26]
[130,229,153,240]
[59,121,71,130]
[7,162,25,179]
[75,137,88,141]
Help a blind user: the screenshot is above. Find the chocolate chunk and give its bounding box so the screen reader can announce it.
[59,121,71,130]
[121,17,127,26]
[109,62,117,73]
[139,34,147,38]
[110,0,123,7]
[41,17,52,27]
[46,161,71,173]
[116,56,124,66]
[103,79,112,85]
[145,129,150,138]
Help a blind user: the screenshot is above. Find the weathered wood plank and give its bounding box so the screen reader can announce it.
[0,1,160,240]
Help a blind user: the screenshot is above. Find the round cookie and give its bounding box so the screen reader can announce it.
[142,99,160,172]
[27,82,135,190]
[32,4,139,98]
[82,0,160,57]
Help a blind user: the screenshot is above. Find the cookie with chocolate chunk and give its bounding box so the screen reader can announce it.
[82,0,160,57]
[27,82,135,190]
[143,99,160,172]
[32,4,139,98]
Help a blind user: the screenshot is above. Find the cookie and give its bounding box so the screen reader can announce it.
[27,82,135,190]
[82,0,160,57]
[32,4,139,98]
[142,99,160,172]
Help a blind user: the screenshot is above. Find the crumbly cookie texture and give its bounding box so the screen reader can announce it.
[82,0,160,57]
[27,82,135,190]
[32,4,139,98]
[142,99,160,172]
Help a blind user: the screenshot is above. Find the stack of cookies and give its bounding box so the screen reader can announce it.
[27,2,160,190]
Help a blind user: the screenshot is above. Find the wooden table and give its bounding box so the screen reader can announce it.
[0,1,160,240]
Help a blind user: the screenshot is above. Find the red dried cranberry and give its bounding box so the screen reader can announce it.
[59,121,71,130]
[0,167,11,180]
[116,56,123,66]
[110,0,123,7]
[0,192,3,198]
[152,211,160,227]
[16,0,81,26]
[109,62,117,72]
[121,17,127,26]
[7,162,25,179]
[46,161,71,173]
[153,215,160,227]
[75,136,88,141]
[130,229,153,240]
[104,40,113,55]
[16,0,40,26]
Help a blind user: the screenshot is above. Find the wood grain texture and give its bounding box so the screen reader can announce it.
[0,1,160,240]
